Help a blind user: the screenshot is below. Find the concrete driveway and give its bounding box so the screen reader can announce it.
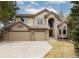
[0,41,52,58]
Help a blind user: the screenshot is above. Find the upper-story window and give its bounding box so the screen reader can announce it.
[21,18,29,23]
[37,18,43,24]
[21,18,24,22]
[23,18,29,23]
[40,18,43,24]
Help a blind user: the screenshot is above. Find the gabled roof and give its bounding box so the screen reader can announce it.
[43,10,61,21]
[16,9,61,21]
[6,21,30,30]
[16,14,34,18]
[34,9,49,16]
[16,9,50,18]
[58,21,68,27]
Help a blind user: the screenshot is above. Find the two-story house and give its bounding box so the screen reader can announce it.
[4,9,68,41]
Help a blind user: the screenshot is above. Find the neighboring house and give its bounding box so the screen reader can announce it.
[4,9,68,41]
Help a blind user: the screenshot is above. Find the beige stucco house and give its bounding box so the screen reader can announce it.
[4,9,68,41]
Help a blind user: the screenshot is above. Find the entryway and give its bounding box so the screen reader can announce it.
[48,18,54,37]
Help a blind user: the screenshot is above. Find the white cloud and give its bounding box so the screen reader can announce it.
[24,9,41,14]
[47,8,58,14]
[47,1,66,5]
[25,5,33,9]
[17,1,24,5]
[30,1,39,6]
[19,5,33,9]
[24,8,58,14]
[18,2,38,10]
[17,1,60,14]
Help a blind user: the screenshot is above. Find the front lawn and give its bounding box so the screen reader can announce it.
[44,39,76,58]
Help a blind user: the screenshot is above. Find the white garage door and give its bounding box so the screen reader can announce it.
[35,32,45,41]
[8,31,30,41]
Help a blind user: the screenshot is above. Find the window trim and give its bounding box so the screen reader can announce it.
[37,18,43,24]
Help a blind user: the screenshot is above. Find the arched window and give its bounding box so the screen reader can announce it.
[48,18,54,28]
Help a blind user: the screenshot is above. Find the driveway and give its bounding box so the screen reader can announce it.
[0,41,52,58]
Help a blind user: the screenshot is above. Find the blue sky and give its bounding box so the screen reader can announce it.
[17,1,72,16]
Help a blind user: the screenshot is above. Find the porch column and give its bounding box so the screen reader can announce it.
[53,19,58,39]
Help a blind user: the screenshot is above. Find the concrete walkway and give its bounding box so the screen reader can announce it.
[0,41,52,58]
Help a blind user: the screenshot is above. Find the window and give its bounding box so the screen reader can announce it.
[63,29,66,34]
[37,18,43,24]
[48,18,54,28]
[37,19,40,24]
[59,29,61,34]
[23,18,29,23]
[21,18,29,24]
[40,18,43,24]
[21,18,24,22]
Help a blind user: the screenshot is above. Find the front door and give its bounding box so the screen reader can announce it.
[49,30,53,37]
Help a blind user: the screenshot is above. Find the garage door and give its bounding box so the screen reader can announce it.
[35,32,45,41]
[8,31,30,41]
